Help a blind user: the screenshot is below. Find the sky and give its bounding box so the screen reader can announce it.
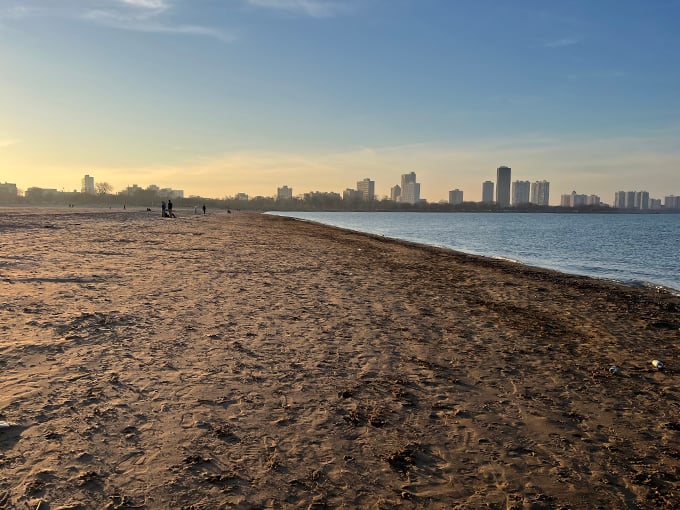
[1,0,679,204]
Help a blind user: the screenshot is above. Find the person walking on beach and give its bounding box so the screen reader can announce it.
[161,200,167,217]
[202,204,206,215]
[168,199,173,217]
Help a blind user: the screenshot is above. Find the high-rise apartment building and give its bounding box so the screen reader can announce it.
[571,191,587,207]
[614,191,626,209]
[561,191,588,207]
[81,174,95,194]
[356,178,375,201]
[665,195,680,209]
[634,191,649,210]
[530,180,550,206]
[587,195,601,206]
[615,190,650,210]
[482,181,494,203]
[511,180,530,206]
[390,185,401,202]
[400,172,421,204]
[277,185,293,200]
[448,189,463,205]
[496,166,511,207]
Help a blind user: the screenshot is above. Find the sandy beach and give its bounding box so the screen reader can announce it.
[0,208,678,509]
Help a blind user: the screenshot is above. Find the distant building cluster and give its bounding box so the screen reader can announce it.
[611,190,672,210]
[560,191,601,207]
[2,170,679,211]
[478,166,551,207]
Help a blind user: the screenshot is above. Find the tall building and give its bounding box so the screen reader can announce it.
[81,174,95,194]
[482,181,494,203]
[561,191,587,207]
[390,185,401,202]
[625,191,636,209]
[571,191,587,207]
[530,180,550,206]
[613,191,626,209]
[448,189,463,205]
[511,180,530,206]
[400,172,421,204]
[277,185,293,200]
[356,178,375,201]
[587,195,601,206]
[665,195,680,209]
[635,191,649,210]
[496,166,511,207]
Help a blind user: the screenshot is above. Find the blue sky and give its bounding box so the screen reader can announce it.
[1,0,679,203]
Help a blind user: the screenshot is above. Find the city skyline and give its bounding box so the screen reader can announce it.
[1,1,679,201]
[6,171,678,210]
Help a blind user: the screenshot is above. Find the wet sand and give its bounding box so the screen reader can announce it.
[0,208,679,509]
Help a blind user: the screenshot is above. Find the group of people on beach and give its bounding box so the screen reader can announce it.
[161,200,176,218]
[161,200,206,218]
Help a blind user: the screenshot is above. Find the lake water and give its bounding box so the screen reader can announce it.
[268,212,680,294]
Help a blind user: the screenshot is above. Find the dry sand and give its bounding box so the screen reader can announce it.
[0,207,679,509]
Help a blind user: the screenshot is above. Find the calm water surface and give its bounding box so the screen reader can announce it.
[268,212,680,293]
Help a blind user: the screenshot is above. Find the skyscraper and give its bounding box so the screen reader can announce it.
[634,191,649,210]
[277,185,293,200]
[400,172,421,204]
[664,195,680,209]
[496,166,511,207]
[614,191,626,209]
[448,189,463,205]
[390,185,401,202]
[482,181,494,203]
[81,174,95,194]
[356,178,375,201]
[511,180,530,206]
[530,180,550,206]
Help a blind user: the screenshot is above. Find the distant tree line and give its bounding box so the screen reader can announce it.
[2,187,674,214]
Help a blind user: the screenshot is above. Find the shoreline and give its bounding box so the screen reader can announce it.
[1,210,679,508]
[267,211,680,295]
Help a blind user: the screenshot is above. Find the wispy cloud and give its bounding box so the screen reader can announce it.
[245,0,350,18]
[119,0,169,9]
[82,9,235,42]
[0,1,233,42]
[543,35,582,48]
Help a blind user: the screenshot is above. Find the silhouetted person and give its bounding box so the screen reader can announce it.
[202,204,206,215]
[161,201,167,217]
[168,199,173,216]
